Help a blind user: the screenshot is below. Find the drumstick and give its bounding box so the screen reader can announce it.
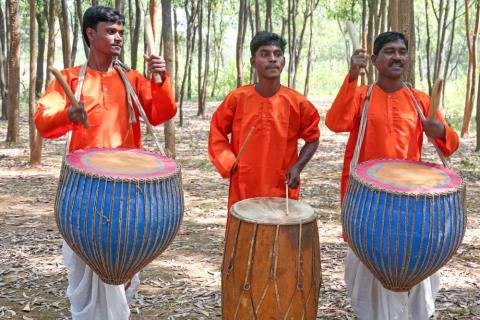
[346,21,365,76]
[231,126,255,173]
[48,66,89,128]
[285,183,289,216]
[430,79,443,120]
[145,14,163,84]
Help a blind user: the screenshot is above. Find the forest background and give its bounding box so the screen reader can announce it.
[0,0,479,319]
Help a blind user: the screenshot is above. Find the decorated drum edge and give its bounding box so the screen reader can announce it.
[350,165,466,197]
[63,159,182,183]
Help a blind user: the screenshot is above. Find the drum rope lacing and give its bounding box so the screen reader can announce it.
[350,82,449,174]
[64,60,166,156]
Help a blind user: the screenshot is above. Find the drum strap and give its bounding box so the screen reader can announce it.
[66,60,166,156]
[351,82,449,172]
[402,82,449,167]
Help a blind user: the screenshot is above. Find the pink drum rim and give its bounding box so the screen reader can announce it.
[66,147,177,179]
[354,159,463,194]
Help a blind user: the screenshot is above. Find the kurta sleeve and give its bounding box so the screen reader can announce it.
[35,72,75,139]
[415,89,460,157]
[299,101,320,142]
[137,73,177,125]
[325,73,362,132]
[208,94,237,179]
[433,111,459,157]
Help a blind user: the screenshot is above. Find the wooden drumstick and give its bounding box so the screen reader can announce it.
[346,21,365,76]
[285,183,289,216]
[231,126,255,173]
[48,66,89,128]
[145,14,163,84]
[430,79,443,120]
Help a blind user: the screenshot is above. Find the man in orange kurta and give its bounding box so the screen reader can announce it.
[35,6,176,320]
[208,31,320,211]
[325,32,459,320]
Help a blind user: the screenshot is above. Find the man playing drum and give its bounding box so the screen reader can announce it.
[325,31,459,319]
[35,6,176,320]
[208,31,320,212]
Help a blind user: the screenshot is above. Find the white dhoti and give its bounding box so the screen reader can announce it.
[345,249,440,320]
[62,242,140,320]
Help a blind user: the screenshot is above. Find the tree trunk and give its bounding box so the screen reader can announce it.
[173,8,180,102]
[210,4,225,99]
[236,0,247,87]
[197,0,203,115]
[397,0,415,85]
[265,0,272,31]
[462,0,480,136]
[0,3,8,120]
[29,0,43,165]
[59,0,72,68]
[198,0,212,117]
[304,2,314,97]
[71,5,79,66]
[116,0,125,12]
[161,0,176,158]
[131,0,141,69]
[389,0,398,30]
[45,0,56,88]
[6,0,20,144]
[76,0,89,58]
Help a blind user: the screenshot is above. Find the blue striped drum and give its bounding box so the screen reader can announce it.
[55,148,184,285]
[342,159,466,292]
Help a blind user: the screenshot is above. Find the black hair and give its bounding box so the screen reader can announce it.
[373,32,408,55]
[250,31,286,57]
[82,6,125,47]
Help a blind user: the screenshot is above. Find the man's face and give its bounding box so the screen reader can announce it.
[371,39,409,79]
[87,21,124,56]
[251,45,285,80]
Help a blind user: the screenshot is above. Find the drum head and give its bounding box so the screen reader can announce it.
[66,148,178,179]
[354,159,463,194]
[231,197,315,225]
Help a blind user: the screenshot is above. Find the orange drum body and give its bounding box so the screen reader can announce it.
[222,198,321,320]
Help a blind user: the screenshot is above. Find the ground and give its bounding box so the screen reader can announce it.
[0,101,479,319]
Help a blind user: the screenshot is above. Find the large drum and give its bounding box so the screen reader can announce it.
[342,159,466,292]
[55,148,184,285]
[223,197,322,320]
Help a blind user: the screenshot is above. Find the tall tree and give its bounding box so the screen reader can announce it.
[197,0,203,114]
[236,0,247,87]
[265,0,273,31]
[76,0,89,58]
[162,0,176,158]
[45,0,56,88]
[131,0,141,69]
[29,0,43,165]
[0,3,7,120]
[198,0,212,117]
[59,0,72,68]
[173,7,180,101]
[6,0,20,144]
[397,0,415,84]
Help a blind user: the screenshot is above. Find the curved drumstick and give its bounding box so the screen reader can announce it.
[346,21,366,76]
[145,14,163,84]
[430,79,443,120]
[231,126,255,173]
[48,66,89,128]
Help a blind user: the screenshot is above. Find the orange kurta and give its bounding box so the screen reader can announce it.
[208,84,320,209]
[325,74,459,203]
[35,65,176,151]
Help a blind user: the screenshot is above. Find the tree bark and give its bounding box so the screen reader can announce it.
[236,0,247,87]
[59,0,72,68]
[197,0,203,115]
[265,0,272,31]
[45,0,56,88]
[131,0,141,69]
[397,0,415,85]
[198,0,212,117]
[0,3,8,119]
[6,0,20,144]
[29,0,43,165]
[304,1,314,97]
[161,0,176,158]
[173,8,180,101]
[76,0,89,58]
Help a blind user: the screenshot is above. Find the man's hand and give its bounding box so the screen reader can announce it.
[144,54,167,79]
[286,164,301,189]
[349,48,368,82]
[422,118,446,140]
[67,102,89,128]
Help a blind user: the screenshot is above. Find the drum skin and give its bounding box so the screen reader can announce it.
[55,148,184,285]
[222,198,322,320]
[342,159,466,292]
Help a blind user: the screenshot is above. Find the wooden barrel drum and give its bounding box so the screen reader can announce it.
[223,197,322,319]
